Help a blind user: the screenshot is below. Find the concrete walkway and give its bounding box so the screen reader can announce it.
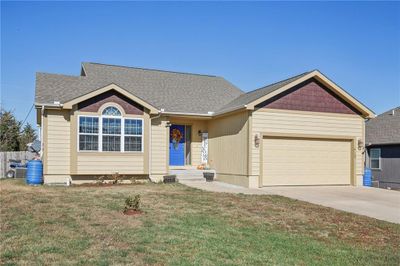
[180,180,400,224]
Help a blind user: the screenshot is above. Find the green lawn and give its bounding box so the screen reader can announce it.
[1,179,399,265]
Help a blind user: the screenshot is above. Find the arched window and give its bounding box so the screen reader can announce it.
[78,105,143,152]
[102,106,121,116]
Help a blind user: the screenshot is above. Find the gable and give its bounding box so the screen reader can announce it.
[77,90,144,115]
[255,78,362,115]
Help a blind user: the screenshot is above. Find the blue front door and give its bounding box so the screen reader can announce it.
[169,125,185,166]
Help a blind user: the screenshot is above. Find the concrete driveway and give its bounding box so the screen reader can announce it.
[180,180,400,224]
[259,186,400,224]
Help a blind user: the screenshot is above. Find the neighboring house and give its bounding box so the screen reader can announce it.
[35,62,374,187]
[365,107,400,189]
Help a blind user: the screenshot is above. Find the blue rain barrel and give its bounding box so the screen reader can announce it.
[26,160,43,185]
[363,168,372,187]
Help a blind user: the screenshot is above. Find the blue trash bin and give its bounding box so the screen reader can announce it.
[363,168,372,187]
[26,160,43,185]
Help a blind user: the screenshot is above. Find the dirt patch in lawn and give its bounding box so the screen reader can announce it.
[123,209,143,216]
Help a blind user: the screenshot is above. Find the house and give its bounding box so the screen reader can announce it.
[365,107,400,189]
[35,62,374,187]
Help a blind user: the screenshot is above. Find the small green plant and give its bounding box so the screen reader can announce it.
[129,176,138,184]
[111,172,123,184]
[96,175,106,185]
[124,195,141,212]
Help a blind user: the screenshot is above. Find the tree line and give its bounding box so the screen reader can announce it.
[0,109,37,152]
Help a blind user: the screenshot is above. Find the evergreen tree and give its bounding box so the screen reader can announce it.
[0,109,21,151]
[19,123,37,151]
[0,109,38,151]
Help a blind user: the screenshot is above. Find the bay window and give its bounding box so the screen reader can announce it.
[78,106,143,152]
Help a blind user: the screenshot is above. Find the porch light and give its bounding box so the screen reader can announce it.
[198,130,208,136]
[254,133,260,148]
[357,138,364,150]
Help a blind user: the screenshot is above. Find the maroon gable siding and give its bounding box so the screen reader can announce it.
[256,78,361,115]
[77,90,144,115]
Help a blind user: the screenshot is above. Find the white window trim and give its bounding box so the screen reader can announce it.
[77,111,144,153]
[78,115,100,152]
[102,115,123,152]
[124,118,144,153]
[370,148,381,170]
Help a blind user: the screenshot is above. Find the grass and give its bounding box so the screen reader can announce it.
[0,179,399,265]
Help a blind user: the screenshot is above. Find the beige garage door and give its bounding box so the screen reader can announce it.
[262,137,352,186]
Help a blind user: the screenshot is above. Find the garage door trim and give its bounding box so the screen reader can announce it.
[259,132,356,187]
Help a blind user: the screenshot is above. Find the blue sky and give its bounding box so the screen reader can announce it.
[1,1,399,128]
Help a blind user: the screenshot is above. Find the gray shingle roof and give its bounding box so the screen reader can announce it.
[35,63,322,116]
[366,107,400,145]
[216,71,311,113]
[35,62,244,114]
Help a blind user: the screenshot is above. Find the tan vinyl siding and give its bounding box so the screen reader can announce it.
[45,109,71,175]
[208,111,249,177]
[252,108,364,185]
[190,121,207,166]
[76,153,144,174]
[151,117,168,174]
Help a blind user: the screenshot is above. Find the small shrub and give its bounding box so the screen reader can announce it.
[96,175,106,185]
[124,195,141,212]
[129,176,138,184]
[111,172,124,184]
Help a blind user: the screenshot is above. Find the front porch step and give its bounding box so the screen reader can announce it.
[169,169,216,182]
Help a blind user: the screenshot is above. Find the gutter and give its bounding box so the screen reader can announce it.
[161,105,248,118]
[35,102,64,109]
[161,111,213,117]
[366,142,400,147]
[212,105,248,116]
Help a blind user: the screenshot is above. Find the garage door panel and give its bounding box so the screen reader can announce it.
[262,164,350,172]
[262,157,351,164]
[262,137,351,186]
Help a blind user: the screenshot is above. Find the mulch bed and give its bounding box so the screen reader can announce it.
[73,183,121,187]
[72,182,146,187]
[123,209,143,216]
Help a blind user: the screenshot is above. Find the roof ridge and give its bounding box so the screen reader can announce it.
[378,106,400,116]
[216,77,245,94]
[244,71,312,95]
[83,62,218,78]
[36,72,83,78]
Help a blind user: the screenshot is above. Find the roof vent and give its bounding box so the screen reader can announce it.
[53,101,60,105]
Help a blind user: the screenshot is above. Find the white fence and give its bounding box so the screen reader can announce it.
[0,151,36,178]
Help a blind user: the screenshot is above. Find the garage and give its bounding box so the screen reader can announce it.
[262,137,352,186]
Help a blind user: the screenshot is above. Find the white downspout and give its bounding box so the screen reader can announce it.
[35,102,62,159]
[40,105,44,159]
